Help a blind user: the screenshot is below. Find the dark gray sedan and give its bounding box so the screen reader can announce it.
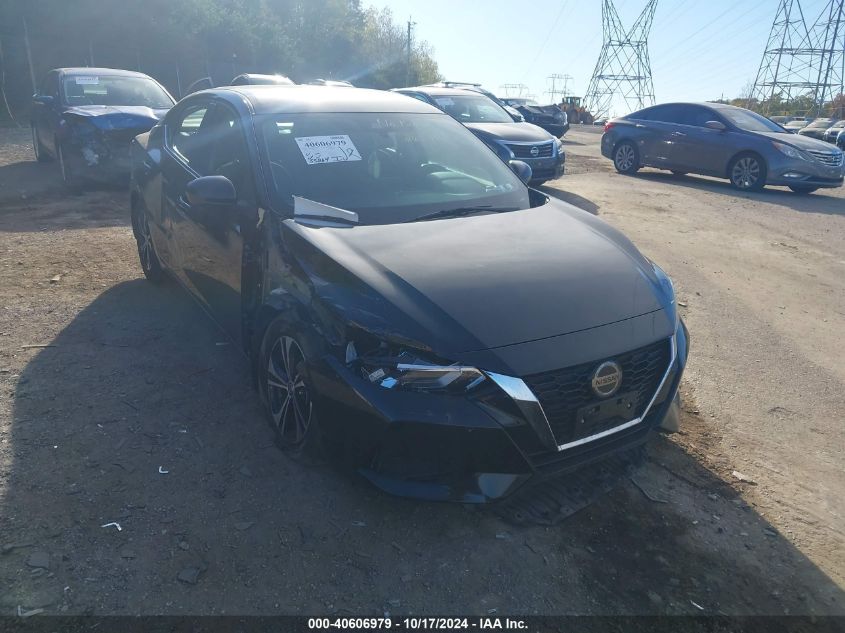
[601,102,844,193]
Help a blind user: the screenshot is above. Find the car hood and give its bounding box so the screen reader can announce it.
[284,199,668,357]
[464,121,554,143]
[754,130,840,151]
[62,105,169,130]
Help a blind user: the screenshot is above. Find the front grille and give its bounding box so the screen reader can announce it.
[807,149,844,167]
[507,142,554,159]
[522,339,671,447]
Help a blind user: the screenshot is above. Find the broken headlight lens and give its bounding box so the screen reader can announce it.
[347,343,486,393]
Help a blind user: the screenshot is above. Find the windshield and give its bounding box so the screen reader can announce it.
[62,75,173,109]
[720,108,786,133]
[431,95,513,124]
[807,119,834,128]
[258,112,530,224]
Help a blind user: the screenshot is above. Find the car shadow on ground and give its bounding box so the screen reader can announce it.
[634,170,845,217]
[539,185,600,215]
[3,278,845,616]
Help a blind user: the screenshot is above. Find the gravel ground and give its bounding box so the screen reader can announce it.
[0,125,843,616]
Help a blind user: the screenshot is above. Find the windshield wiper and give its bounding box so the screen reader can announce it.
[408,205,509,223]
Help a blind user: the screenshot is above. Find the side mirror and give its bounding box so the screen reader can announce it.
[33,95,54,106]
[186,175,236,206]
[705,120,726,131]
[509,160,532,185]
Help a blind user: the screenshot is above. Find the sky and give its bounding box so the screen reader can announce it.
[366,0,833,117]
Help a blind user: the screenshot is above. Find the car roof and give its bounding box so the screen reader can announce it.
[398,86,483,97]
[203,85,443,115]
[56,67,152,78]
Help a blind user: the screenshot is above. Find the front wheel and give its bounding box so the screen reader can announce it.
[728,153,766,191]
[613,141,639,175]
[258,320,323,460]
[788,185,819,194]
[133,206,165,283]
[57,141,82,191]
[32,126,51,162]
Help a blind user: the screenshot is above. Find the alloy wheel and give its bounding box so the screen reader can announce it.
[137,212,154,272]
[615,144,636,172]
[731,156,760,190]
[31,127,40,161]
[58,145,68,182]
[266,336,312,447]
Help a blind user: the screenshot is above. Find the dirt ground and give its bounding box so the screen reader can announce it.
[0,124,843,617]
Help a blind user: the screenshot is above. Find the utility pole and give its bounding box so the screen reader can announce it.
[406,18,416,87]
[22,14,36,94]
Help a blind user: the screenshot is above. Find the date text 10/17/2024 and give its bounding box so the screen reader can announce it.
[308,618,529,630]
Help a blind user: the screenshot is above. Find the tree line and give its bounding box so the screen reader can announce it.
[0,0,442,117]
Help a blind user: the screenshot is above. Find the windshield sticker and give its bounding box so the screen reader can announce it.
[434,98,454,106]
[295,135,362,165]
[75,76,99,85]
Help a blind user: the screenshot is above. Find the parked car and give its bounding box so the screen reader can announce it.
[394,86,565,184]
[838,128,845,151]
[798,118,837,140]
[129,86,687,502]
[31,67,175,187]
[601,102,844,193]
[502,98,569,137]
[823,120,845,143]
[424,82,526,123]
[231,73,294,86]
[769,115,793,125]
[307,79,354,87]
[782,119,809,133]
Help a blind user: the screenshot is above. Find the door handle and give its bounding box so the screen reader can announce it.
[176,195,191,211]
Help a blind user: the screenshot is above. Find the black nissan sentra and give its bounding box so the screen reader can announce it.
[130,86,688,502]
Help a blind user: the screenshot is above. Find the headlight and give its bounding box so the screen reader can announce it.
[347,343,486,393]
[773,141,808,161]
[650,261,678,328]
[555,139,565,156]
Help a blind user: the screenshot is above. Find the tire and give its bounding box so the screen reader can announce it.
[257,318,324,460]
[132,204,165,283]
[728,152,766,191]
[32,126,51,163]
[788,185,819,194]
[613,141,639,175]
[57,141,82,192]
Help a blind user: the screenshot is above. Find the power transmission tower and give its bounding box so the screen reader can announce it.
[545,74,573,102]
[749,0,844,117]
[499,83,529,97]
[583,0,658,119]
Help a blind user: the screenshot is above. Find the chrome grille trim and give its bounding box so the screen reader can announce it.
[553,336,677,451]
[807,149,844,167]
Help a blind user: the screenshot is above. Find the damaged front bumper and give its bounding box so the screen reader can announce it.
[310,320,688,504]
[60,123,146,182]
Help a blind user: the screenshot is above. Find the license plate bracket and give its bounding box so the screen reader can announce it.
[573,391,638,440]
